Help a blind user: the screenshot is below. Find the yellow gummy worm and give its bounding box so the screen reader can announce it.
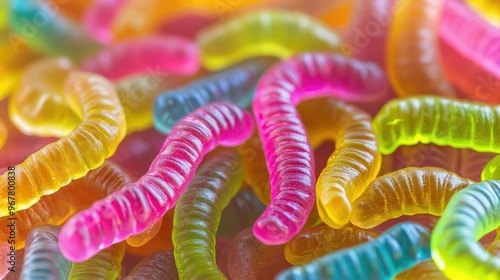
[196,10,343,70]
[394,260,446,280]
[0,117,6,150]
[68,242,126,279]
[351,167,474,229]
[465,0,500,28]
[298,97,381,228]
[387,0,455,97]
[0,71,126,216]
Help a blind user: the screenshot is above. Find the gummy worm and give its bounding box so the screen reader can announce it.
[154,58,273,134]
[196,10,344,70]
[83,0,125,44]
[483,155,500,180]
[227,227,285,280]
[173,150,243,279]
[20,225,72,280]
[298,97,381,228]
[276,222,431,280]
[0,71,126,216]
[124,251,179,280]
[45,0,96,21]
[59,102,254,262]
[0,117,5,150]
[465,0,500,28]
[394,260,445,280]
[252,52,388,244]
[351,167,474,229]
[373,96,500,155]
[10,0,101,61]
[439,0,500,103]
[284,224,380,265]
[81,35,200,80]
[67,243,126,279]
[387,0,455,97]
[431,180,500,279]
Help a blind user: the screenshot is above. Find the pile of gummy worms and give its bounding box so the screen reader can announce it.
[0,0,499,279]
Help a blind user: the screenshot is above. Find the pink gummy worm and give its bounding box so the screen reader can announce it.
[439,0,500,102]
[58,102,254,262]
[252,52,388,245]
[83,0,125,45]
[80,35,200,80]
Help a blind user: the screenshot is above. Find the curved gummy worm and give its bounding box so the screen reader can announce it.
[431,180,500,279]
[196,10,344,70]
[351,167,474,229]
[58,102,254,262]
[252,52,388,244]
[298,97,381,228]
[285,224,380,265]
[9,57,79,137]
[439,0,500,104]
[173,150,243,279]
[124,250,179,280]
[10,0,100,61]
[394,260,445,280]
[277,222,431,280]
[0,117,5,150]
[68,243,126,280]
[0,72,126,216]
[227,227,285,280]
[0,161,131,249]
[83,0,125,44]
[373,96,500,155]
[81,35,199,80]
[483,155,500,180]
[218,187,265,238]
[154,59,273,134]
[387,0,455,97]
[20,225,71,280]
[0,1,8,29]
[465,0,500,28]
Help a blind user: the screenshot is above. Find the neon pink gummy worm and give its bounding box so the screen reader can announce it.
[80,35,200,80]
[58,102,254,262]
[83,0,125,45]
[439,0,500,103]
[252,52,388,245]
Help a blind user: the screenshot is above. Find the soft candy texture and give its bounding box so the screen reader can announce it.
[10,0,100,61]
[227,227,286,280]
[465,0,500,27]
[351,167,474,228]
[432,180,500,279]
[439,0,500,104]
[252,52,388,244]
[196,11,344,70]
[285,224,380,265]
[387,0,455,97]
[173,150,243,279]
[276,222,431,280]
[0,72,126,216]
[0,117,6,150]
[0,161,131,250]
[124,251,179,280]
[20,226,71,280]
[81,35,200,80]
[83,0,125,44]
[154,59,273,134]
[59,102,254,262]
[373,96,500,155]
[67,243,126,280]
[483,155,500,180]
[9,57,79,137]
[394,260,445,280]
[298,97,381,228]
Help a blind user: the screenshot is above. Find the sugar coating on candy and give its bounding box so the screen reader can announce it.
[196,10,344,70]
[387,0,455,97]
[285,224,380,265]
[173,150,243,280]
[124,250,179,280]
[252,52,388,245]
[20,225,71,280]
[0,72,126,216]
[431,180,500,279]
[373,96,500,155]
[154,58,273,134]
[81,35,199,80]
[59,102,254,262]
[298,97,381,228]
[277,222,431,280]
